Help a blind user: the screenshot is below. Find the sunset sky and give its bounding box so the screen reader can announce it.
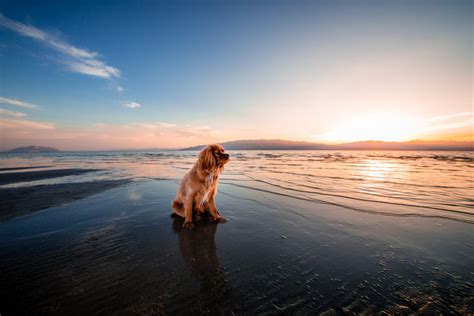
[0,0,472,150]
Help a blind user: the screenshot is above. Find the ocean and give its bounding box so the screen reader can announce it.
[1,150,473,223]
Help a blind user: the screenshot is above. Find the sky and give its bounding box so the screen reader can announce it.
[0,0,472,150]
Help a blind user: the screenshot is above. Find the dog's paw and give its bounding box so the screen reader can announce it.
[182,221,194,229]
[212,217,227,223]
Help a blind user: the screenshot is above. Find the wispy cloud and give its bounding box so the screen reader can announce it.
[0,97,39,109]
[0,108,26,117]
[427,112,472,122]
[0,13,120,79]
[0,118,55,130]
[125,122,156,129]
[124,122,176,129]
[67,60,120,78]
[124,101,142,109]
[424,119,473,132]
[423,112,473,132]
[157,122,176,128]
[195,126,214,133]
[173,125,219,139]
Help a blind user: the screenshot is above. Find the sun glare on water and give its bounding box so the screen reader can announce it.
[316,112,420,143]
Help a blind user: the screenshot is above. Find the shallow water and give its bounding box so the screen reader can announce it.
[1,150,473,223]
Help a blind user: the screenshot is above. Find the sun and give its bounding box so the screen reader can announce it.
[315,111,420,143]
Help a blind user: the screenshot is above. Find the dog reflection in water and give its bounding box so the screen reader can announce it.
[172,215,233,309]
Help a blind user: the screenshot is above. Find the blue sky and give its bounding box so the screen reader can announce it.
[0,0,472,150]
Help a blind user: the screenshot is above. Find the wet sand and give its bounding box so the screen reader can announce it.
[0,168,100,185]
[0,166,51,172]
[0,179,131,221]
[0,179,472,314]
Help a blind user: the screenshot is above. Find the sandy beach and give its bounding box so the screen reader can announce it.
[0,166,472,315]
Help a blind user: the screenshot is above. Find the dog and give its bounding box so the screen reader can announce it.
[172,144,230,229]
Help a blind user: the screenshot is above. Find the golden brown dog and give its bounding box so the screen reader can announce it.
[172,144,230,229]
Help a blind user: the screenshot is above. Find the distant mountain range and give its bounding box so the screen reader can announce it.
[181,139,473,151]
[3,140,473,152]
[6,145,60,153]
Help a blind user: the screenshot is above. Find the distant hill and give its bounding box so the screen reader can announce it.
[181,139,473,151]
[6,145,60,153]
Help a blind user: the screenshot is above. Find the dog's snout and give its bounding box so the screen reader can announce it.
[223,153,229,159]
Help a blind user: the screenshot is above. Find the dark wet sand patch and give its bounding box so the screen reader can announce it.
[0,168,101,185]
[0,165,52,172]
[0,179,131,221]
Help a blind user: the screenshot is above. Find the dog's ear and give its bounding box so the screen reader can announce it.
[198,146,216,172]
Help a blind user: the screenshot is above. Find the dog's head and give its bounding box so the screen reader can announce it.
[198,144,229,172]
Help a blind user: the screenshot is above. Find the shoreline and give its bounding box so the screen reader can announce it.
[0,168,101,185]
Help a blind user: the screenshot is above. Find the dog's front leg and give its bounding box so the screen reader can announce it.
[182,196,194,229]
[209,189,226,223]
